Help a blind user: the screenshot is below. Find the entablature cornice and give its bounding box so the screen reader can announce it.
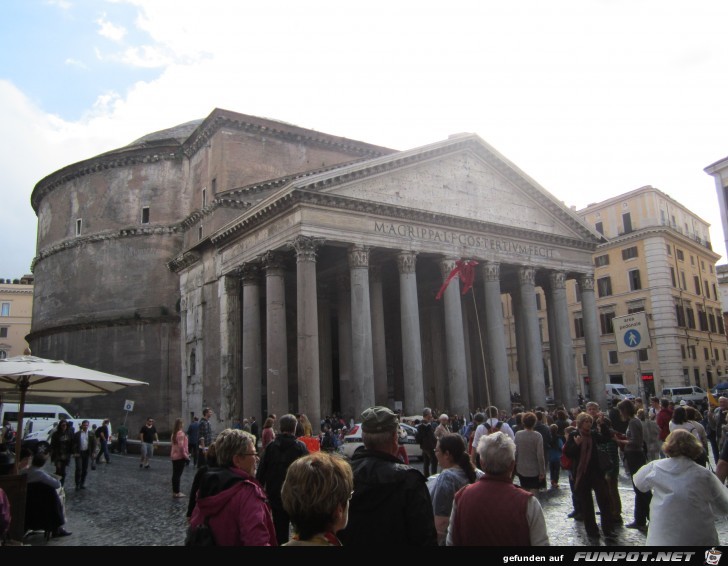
[210,188,598,254]
[31,225,181,271]
[178,198,252,231]
[220,158,373,201]
[31,145,184,212]
[168,250,201,273]
[0,287,33,295]
[596,225,719,261]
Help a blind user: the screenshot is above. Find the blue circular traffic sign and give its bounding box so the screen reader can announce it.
[624,329,641,348]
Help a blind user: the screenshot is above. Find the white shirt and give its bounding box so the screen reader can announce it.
[633,456,728,546]
[79,430,89,451]
[472,419,516,453]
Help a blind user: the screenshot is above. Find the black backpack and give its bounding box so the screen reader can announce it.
[185,517,217,546]
[484,421,503,434]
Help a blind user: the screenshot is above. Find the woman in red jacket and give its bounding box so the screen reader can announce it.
[189,429,277,546]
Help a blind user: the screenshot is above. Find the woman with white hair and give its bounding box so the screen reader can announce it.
[435,414,451,441]
[634,429,728,546]
[446,432,549,546]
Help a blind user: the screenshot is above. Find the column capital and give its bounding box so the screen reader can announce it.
[397,251,417,274]
[482,261,501,282]
[348,245,370,269]
[290,235,324,263]
[439,257,458,279]
[240,263,260,286]
[549,270,566,290]
[519,266,536,286]
[579,273,595,291]
[262,250,287,274]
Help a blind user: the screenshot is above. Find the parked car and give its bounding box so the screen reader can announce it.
[340,422,422,461]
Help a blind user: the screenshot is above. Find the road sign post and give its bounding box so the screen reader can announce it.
[122,400,135,426]
[614,312,651,353]
[614,312,652,404]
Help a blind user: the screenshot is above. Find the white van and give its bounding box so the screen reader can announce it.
[0,403,74,433]
[605,383,636,402]
[660,386,707,406]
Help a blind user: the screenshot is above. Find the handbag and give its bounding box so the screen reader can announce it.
[560,442,572,470]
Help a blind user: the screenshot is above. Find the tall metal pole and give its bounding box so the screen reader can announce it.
[13,376,29,473]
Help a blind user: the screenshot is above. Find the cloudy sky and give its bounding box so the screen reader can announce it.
[2,0,728,278]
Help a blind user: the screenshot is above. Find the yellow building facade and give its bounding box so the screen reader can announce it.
[569,186,725,399]
[0,275,33,359]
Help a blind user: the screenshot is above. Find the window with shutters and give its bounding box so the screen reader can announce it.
[622,247,638,260]
[597,277,612,297]
[629,270,642,291]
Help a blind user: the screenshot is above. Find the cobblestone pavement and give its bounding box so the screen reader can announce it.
[21,452,728,546]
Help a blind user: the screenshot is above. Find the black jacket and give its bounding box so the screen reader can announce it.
[255,433,308,508]
[337,450,437,546]
[416,421,437,450]
[72,429,96,455]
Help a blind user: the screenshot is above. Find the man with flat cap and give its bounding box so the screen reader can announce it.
[337,406,437,546]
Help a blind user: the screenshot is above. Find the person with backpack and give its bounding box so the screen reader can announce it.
[470,406,514,468]
[187,429,277,546]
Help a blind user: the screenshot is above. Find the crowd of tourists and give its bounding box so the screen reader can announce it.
[3,394,728,546]
[177,395,728,546]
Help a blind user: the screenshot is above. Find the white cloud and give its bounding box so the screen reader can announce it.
[64,58,88,69]
[96,14,127,42]
[45,0,71,10]
[4,0,728,279]
[117,45,173,68]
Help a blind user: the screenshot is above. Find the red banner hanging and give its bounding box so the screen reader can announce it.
[435,259,479,300]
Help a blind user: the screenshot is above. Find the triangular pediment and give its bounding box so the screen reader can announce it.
[289,135,599,242]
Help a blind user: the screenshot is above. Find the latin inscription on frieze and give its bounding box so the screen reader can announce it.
[373,221,555,259]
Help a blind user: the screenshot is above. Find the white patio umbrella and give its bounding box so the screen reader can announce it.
[0,355,148,468]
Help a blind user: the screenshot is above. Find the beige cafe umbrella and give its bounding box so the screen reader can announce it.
[0,355,148,468]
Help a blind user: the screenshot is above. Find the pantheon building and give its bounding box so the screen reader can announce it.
[29,109,606,433]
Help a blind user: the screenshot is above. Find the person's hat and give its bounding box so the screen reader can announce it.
[679,400,687,406]
[360,406,399,433]
[439,414,450,422]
